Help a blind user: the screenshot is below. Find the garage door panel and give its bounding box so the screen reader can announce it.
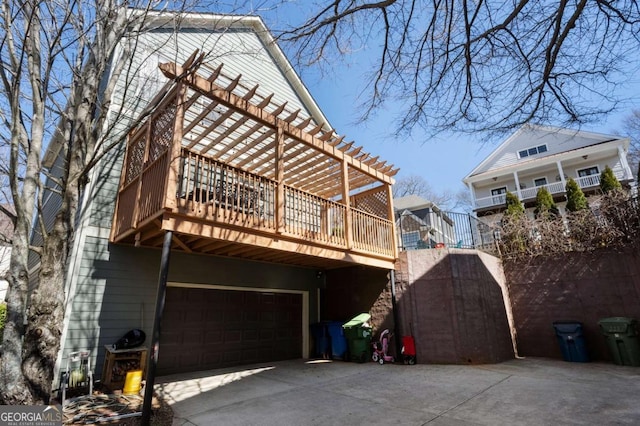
[184,309,206,323]
[260,311,275,322]
[158,287,303,376]
[180,354,201,370]
[203,329,224,343]
[224,329,242,343]
[223,349,242,363]
[201,352,222,366]
[224,309,244,322]
[244,310,260,322]
[242,329,259,342]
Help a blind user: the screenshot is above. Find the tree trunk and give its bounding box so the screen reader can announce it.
[0,227,35,405]
[21,210,70,404]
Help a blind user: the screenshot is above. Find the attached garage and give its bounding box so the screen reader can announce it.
[157,284,308,376]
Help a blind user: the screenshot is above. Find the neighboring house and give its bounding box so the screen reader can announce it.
[0,247,9,301]
[35,12,398,383]
[395,195,456,249]
[463,125,635,222]
[0,206,13,301]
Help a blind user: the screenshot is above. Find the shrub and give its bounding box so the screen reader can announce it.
[600,165,622,193]
[565,178,588,212]
[534,187,559,218]
[504,191,524,217]
[0,302,6,342]
[497,193,640,259]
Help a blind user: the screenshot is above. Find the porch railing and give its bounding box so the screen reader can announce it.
[519,181,565,200]
[473,174,615,209]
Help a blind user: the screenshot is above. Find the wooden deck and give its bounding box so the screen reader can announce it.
[110,53,398,269]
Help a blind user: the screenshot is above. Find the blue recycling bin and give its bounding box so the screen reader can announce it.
[553,321,589,362]
[310,323,330,359]
[325,321,348,360]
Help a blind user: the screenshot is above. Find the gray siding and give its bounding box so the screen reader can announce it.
[88,145,125,229]
[60,235,321,379]
[29,148,67,269]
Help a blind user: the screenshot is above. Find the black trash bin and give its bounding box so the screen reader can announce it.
[598,317,640,366]
[310,323,330,359]
[553,321,589,362]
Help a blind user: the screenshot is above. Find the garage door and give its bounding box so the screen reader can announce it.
[157,286,303,375]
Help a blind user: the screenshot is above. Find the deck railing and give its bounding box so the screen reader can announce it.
[113,146,395,259]
[177,149,277,231]
[352,209,395,256]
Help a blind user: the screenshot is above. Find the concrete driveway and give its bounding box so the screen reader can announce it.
[155,358,640,425]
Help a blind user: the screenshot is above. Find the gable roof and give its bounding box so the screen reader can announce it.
[394,195,435,211]
[463,124,628,181]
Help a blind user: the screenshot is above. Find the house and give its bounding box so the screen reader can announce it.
[0,207,13,301]
[0,248,8,301]
[463,125,635,221]
[394,195,456,249]
[37,12,398,383]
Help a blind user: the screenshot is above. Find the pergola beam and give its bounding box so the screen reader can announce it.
[159,61,395,186]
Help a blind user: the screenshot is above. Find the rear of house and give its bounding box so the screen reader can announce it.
[38,12,398,384]
[463,125,635,223]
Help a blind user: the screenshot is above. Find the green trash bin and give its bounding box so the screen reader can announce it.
[342,313,372,363]
[598,317,640,366]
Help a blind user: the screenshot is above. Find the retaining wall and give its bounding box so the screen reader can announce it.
[504,250,640,361]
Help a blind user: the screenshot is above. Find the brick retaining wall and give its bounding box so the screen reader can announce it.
[504,250,640,361]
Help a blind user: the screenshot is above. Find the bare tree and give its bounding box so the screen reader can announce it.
[621,110,640,179]
[392,174,471,211]
[393,174,451,203]
[0,0,267,404]
[0,0,156,405]
[278,0,640,136]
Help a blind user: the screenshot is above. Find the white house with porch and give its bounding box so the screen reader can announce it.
[463,125,635,219]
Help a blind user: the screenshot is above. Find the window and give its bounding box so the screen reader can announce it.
[578,166,599,177]
[577,166,600,187]
[533,177,547,187]
[491,187,507,205]
[491,187,507,196]
[518,144,548,159]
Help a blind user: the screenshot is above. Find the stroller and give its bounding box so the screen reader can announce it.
[371,329,394,364]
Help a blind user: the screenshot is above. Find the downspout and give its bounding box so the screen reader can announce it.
[141,231,172,425]
[390,269,403,358]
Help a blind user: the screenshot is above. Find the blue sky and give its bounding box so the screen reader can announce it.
[242,2,640,197]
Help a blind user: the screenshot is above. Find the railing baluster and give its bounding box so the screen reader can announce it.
[148,149,395,257]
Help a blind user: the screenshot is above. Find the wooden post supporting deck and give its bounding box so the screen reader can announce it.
[341,159,353,249]
[275,124,285,234]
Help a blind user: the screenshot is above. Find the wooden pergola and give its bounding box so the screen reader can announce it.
[111,52,399,269]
